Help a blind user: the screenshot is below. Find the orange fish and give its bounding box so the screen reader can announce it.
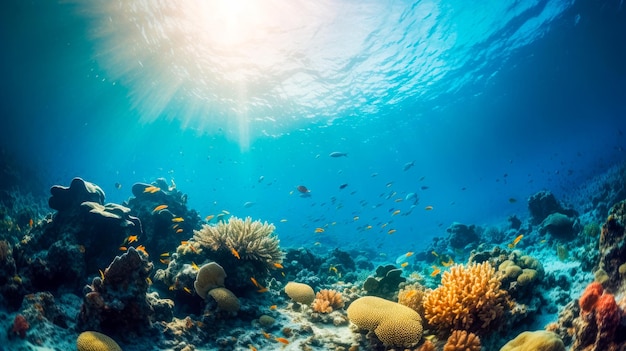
[430,266,441,277]
[273,263,284,269]
[127,235,138,244]
[248,345,258,351]
[250,277,260,288]
[314,227,325,233]
[508,234,524,249]
[176,228,184,234]
[172,217,184,223]
[275,337,289,345]
[160,258,170,265]
[405,251,414,257]
[230,247,241,259]
[29,219,33,228]
[143,186,160,193]
[269,305,277,310]
[119,246,128,251]
[153,204,168,212]
[257,287,269,293]
[424,205,434,211]
[392,209,401,216]
[262,331,271,339]
[136,245,148,256]
[205,215,214,221]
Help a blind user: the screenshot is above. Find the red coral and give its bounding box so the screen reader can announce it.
[595,293,620,334]
[11,314,29,339]
[579,282,603,314]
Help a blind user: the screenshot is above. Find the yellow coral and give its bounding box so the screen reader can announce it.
[443,330,481,351]
[423,262,508,333]
[398,285,425,316]
[193,262,226,299]
[208,287,240,312]
[76,331,122,351]
[312,289,344,313]
[284,282,315,304]
[347,296,423,347]
[193,216,282,268]
[500,330,565,351]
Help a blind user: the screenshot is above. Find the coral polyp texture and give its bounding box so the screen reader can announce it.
[347,295,423,348]
[423,261,509,333]
[76,331,122,351]
[500,330,564,351]
[284,281,315,305]
[193,216,283,268]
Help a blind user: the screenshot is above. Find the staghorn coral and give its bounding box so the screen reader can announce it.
[312,289,344,313]
[443,330,481,351]
[76,331,122,351]
[423,262,509,333]
[193,216,282,268]
[347,296,423,348]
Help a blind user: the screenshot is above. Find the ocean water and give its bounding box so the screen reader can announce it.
[1,0,625,259]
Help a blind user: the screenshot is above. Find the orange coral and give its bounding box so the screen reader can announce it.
[417,340,436,351]
[443,330,481,351]
[312,289,344,313]
[579,281,603,314]
[423,262,509,333]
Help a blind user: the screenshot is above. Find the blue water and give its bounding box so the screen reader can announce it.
[1,0,625,256]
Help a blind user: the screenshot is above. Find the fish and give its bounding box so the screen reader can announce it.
[297,185,310,193]
[172,217,185,223]
[269,305,277,310]
[136,245,148,256]
[143,186,160,193]
[258,175,265,182]
[431,250,439,257]
[222,210,231,215]
[183,287,192,294]
[401,262,409,268]
[329,151,348,157]
[387,229,397,234]
[262,331,271,339]
[329,266,339,275]
[403,160,415,171]
[176,228,184,234]
[153,204,168,212]
[381,222,388,228]
[243,201,255,208]
[314,227,325,233]
[394,198,403,202]
[365,225,373,230]
[191,262,200,270]
[205,215,214,221]
[29,218,33,228]
[508,198,517,203]
[230,247,241,259]
[392,209,401,216]
[314,242,321,246]
[430,266,441,277]
[119,246,128,251]
[273,263,284,269]
[114,182,122,189]
[424,205,434,211]
[250,277,260,288]
[353,216,359,221]
[280,219,288,223]
[159,258,170,265]
[146,277,152,285]
[257,287,269,293]
[339,183,348,189]
[248,345,258,351]
[99,269,105,280]
[275,337,290,345]
[421,186,429,190]
[127,235,138,244]
[508,234,524,249]
[441,257,455,267]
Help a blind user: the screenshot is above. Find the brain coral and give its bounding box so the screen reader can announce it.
[347,296,423,347]
[76,331,122,351]
[193,216,282,268]
[500,330,564,351]
[312,289,344,313]
[193,262,226,299]
[284,282,315,305]
[208,287,240,312]
[443,330,481,351]
[423,262,509,333]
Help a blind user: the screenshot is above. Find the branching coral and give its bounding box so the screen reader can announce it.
[423,262,509,333]
[193,216,282,268]
[443,330,481,351]
[312,289,344,313]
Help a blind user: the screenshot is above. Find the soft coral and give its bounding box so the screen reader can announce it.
[10,314,29,339]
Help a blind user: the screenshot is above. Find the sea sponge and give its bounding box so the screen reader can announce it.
[207,287,240,312]
[346,296,423,347]
[499,330,564,351]
[76,331,122,351]
[517,268,538,286]
[284,282,315,305]
[193,216,282,268]
[579,281,603,314]
[312,289,344,313]
[423,262,509,333]
[193,262,226,299]
[444,330,481,351]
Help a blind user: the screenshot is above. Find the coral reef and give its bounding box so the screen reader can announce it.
[311,289,344,313]
[500,330,564,351]
[362,264,406,298]
[347,296,423,348]
[193,262,226,299]
[539,213,578,240]
[598,200,626,291]
[446,222,480,249]
[397,285,425,316]
[443,330,481,351]
[284,281,315,305]
[528,191,576,225]
[423,262,509,334]
[76,331,122,351]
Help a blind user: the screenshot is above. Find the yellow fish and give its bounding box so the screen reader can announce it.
[441,257,455,267]
[172,217,185,223]
[205,215,214,221]
[387,229,397,235]
[191,262,199,271]
[183,287,192,294]
[392,209,401,216]
[99,269,105,280]
[314,227,325,233]
[424,205,434,211]
[508,234,524,249]
[159,258,170,265]
[431,250,439,257]
[353,216,359,221]
[381,222,388,228]
[430,266,441,277]
[153,204,168,212]
[365,225,372,230]
[401,262,409,268]
[405,251,414,257]
[146,277,152,285]
[143,186,160,193]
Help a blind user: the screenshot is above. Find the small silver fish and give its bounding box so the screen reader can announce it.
[329,151,348,158]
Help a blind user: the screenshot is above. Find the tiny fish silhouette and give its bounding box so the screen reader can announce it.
[329,151,348,157]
